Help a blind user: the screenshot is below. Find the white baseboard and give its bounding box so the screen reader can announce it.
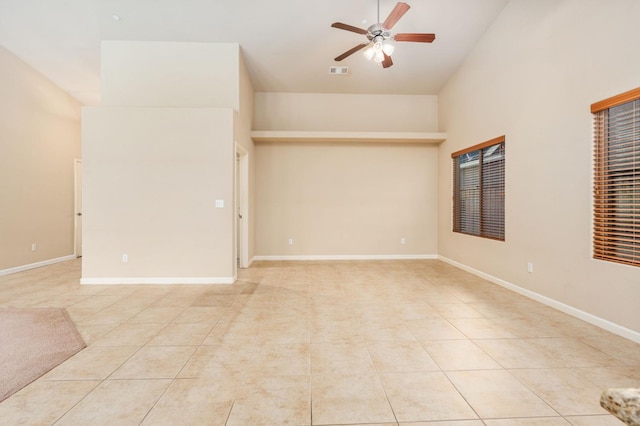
[80,276,236,285]
[0,255,77,277]
[252,254,438,261]
[246,257,255,268]
[438,255,640,344]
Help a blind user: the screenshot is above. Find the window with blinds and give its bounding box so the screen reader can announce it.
[592,87,640,267]
[452,136,505,241]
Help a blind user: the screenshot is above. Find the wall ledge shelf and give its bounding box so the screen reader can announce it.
[251,130,447,144]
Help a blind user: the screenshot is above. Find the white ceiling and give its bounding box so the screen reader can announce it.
[0,0,509,106]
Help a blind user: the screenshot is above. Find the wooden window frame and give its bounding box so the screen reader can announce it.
[452,135,505,241]
[592,88,640,267]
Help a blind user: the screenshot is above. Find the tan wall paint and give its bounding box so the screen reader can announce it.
[101,41,240,109]
[83,41,241,282]
[254,92,439,132]
[82,107,234,280]
[438,0,640,333]
[255,142,438,257]
[0,46,81,271]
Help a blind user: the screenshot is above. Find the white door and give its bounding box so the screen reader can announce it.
[74,159,82,257]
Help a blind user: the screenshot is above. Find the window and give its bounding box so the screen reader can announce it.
[592,87,640,267]
[452,136,505,240]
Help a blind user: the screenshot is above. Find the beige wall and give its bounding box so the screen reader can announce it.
[101,41,240,109]
[82,107,234,281]
[0,46,81,272]
[254,93,439,132]
[438,0,640,335]
[83,41,241,283]
[255,142,438,257]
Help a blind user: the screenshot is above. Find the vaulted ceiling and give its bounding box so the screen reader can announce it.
[0,0,509,105]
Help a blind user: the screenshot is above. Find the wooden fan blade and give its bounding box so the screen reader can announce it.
[383,2,410,30]
[334,43,368,61]
[394,33,436,43]
[382,53,393,68]
[331,22,368,35]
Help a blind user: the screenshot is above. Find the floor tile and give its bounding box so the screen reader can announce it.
[400,422,483,426]
[42,346,138,380]
[1,259,639,425]
[311,341,376,375]
[146,322,213,346]
[421,339,502,371]
[244,343,310,376]
[528,338,622,368]
[92,323,165,346]
[227,375,310,425]
[447,318,517,339]
[579,335,640,366]
[381,372,477,422]
[311,373,396,425]
[191,293,236,307]
[368,340,440,372]
[509,368,612,416]
[178,343,255,378]
[172,307,227,324]
[75,323,117,345]
[483,419,570,425]
[432,303,485,319]
[109,346,196,379]
[55,379,170,426]
[127,307,185,324]
[572,366,640,389]
[446,370,558,418]
[406,319,467,340]
[564,415,624,425]
[0,380,100,425]
[141,378,239,425]
[474,339,565,369]
[359,321,417,342]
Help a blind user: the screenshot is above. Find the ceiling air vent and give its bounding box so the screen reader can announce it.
[329,66,349,75]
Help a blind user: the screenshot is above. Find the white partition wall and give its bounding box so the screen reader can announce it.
[81,41,247,284]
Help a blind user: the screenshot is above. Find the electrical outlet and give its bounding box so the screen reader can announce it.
[527,262,533,273]
[288,238,293,245]
[122,253,128,263]
[31,243,37,251]
[400,238,406,245]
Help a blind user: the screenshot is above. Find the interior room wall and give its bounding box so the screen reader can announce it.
[255,142,438,258]
[82,107,234,282]
[437,0,640,337]
[82,41,241,283]
[101,41,240,109]
[254,92,439,132]
[0,46,81,272]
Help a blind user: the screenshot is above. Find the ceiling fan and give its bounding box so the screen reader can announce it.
[331,1,435,68]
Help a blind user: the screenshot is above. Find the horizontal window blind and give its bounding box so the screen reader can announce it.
[593,90,640,267]
[453,137,505,241]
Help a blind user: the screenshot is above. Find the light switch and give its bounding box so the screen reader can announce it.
[215,200,224,208]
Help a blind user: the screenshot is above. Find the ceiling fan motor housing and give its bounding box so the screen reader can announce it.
[367,24,393,42]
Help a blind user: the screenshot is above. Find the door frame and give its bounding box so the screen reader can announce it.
[73,158,82,257]
[235,143,249,269]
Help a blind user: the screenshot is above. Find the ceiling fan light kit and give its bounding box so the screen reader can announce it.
[331,1,435,68]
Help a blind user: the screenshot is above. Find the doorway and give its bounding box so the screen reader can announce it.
[235,144,249,269]
[74,159,82,257]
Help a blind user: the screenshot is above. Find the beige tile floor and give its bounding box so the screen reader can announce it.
[0,258,638,425]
